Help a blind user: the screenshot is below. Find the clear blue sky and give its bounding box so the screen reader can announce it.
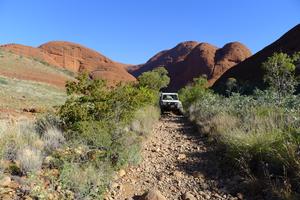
[0,0,299,64]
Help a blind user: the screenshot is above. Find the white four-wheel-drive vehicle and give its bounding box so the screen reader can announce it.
[159,93,183,115]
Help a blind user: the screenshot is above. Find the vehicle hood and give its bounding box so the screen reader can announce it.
[161,100,181,103]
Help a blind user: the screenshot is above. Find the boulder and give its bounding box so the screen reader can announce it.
[142,189,167,200]
[119,169,126,177]
[0,176,11,187]
[182,191,197,200]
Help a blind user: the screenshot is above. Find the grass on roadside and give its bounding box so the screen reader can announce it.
[0,75,67,111]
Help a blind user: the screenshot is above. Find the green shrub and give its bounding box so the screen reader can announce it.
[0,77,8,85]
[184,89,300,197]
[70,121,112,148]
[55,68,165,198]
[7,163,22,176]
[137,66,170,91]
[130,105,160,136]
[179,77,211,109]
[262,52,300,101]
[181,53,300,197]
[59,162,112,199]
[60,73,158,129]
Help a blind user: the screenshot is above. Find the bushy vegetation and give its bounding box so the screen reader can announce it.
[180,52,300,199]
[56,69,167,198]
[137,67,170,91]
[0,67,168,199]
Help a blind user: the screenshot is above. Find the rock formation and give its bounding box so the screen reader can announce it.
[1,41,136,84]
[129,41,251,91]
[213,24,300,93]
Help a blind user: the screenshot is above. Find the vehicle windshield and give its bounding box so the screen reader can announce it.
[162,94,178,100]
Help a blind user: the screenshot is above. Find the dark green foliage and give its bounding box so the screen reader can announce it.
[7,163,22,176]
[71,121,112,148]
[137,66,170,91]
[55,68,164,197]
[262,52,299,99]
[0,77,8,85]
[59,68,164,166]
[178,77,211,108]
[65,73,106,96]
[60,73,157,129]
[225,77,238,95]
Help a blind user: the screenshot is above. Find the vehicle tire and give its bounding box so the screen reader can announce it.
[176,108,184,116]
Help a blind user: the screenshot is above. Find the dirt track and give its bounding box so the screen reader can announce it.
[107,114,243,200]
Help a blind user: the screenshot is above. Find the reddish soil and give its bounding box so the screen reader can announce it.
[213,24,300,93]
[0,108,35,122]
[0,70,68,88]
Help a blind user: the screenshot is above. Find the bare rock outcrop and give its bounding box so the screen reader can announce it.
[213,24,300,93]
[39,41,136,83]
[0,41,136,86]
[129,41,251,91]
[128,41,199,77]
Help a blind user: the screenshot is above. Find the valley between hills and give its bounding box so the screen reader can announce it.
[0,24,300,200]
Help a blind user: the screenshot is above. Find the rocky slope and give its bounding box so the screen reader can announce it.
[212,24,300,93]
[0,41,136,85]
[129,41,251,91]
[39,41,135,83]
[0,43,60,66]
[128,41,199,77]
[0,48,73,88]
[0,49,69,116]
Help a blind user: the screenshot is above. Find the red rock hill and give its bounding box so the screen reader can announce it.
[39,41,136,83]
[129,41,251,91]
[128,41,199,77]
[1,41,136,85]
[213,24,300,93]
[0,43,59,66]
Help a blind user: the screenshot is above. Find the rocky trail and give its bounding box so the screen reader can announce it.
[107,114,244,200]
